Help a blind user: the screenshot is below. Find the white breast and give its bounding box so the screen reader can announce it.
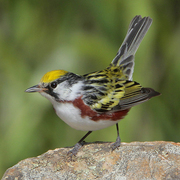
[40,81,121,131]
[52,101,119,131]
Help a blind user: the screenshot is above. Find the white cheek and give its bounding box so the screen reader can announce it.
[53,81,83,101]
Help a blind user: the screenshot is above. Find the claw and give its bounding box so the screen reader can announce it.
[111,123,121,151]
[67,142,83,156]
[111,135,121,151]
[67,131,92,158]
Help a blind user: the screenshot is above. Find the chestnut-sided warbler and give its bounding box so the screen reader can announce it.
[25,15,160,156]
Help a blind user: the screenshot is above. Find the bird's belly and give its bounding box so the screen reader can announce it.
[53,102,129,131]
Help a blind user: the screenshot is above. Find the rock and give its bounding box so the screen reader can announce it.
[2,141,180,180]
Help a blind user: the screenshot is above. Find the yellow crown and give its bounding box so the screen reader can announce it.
[40,70,68,83]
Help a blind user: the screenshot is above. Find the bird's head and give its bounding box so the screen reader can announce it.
[25,70,69,101]
[25,69,83,103]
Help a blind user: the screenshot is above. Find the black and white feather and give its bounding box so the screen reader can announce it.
[111,15,152,80]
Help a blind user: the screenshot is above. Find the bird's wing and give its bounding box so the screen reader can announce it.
[112,82,160,111]
[83,67,159,112]
[82,67,160,113]
[81,16,159,113]
[111,15,152,80]
[82,67,126,112]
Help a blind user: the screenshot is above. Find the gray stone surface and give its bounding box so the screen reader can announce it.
[2,141,180,180]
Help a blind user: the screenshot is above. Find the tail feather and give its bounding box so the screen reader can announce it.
[111,16,152,80]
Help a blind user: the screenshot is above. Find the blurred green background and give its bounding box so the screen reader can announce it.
[1,0,180,177]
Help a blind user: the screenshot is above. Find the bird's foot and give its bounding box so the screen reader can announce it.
[111,136,121,151]
[67,142,83,157]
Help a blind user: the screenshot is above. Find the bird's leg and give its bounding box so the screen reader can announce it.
[111,123,121,150]
[68,131,92,156]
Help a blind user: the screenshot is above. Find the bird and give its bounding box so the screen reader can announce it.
[25,15,160,156]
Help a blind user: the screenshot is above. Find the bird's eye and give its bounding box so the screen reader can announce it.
[50,82,57,89]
